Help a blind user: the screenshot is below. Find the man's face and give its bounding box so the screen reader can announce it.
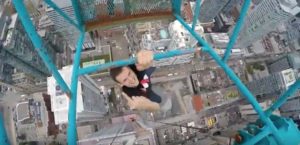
[115,67,139,88]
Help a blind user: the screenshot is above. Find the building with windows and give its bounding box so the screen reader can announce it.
[238,0,300,48]
[286,17,300,41]
[239,100,280,120]
[45,0,95,50]
[12,72,43,92]
[0,9,70,92]
[199,0,230,23]
[47,65,109,125]
[246,69,296,98]
[222,0,242,14]
[212,13,235,33]
[268,52,300,73]
[280,96,300,119]
[2,13,50,76]
[0,5,52,89]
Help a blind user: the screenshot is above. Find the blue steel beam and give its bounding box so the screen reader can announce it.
[192,0,201,31]
[243,127,270,145]
[71,0,84,30]
[44,0,81,30]
[172,0,182,16]
[222,0,251,62]
[67,32,85,145]
[12,0,71,94]
[79,48,197,75]
[0,113,9,145]
[175,14,284,145]
[265,80,300,117]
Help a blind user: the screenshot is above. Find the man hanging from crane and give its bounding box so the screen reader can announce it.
[110,50,161,111]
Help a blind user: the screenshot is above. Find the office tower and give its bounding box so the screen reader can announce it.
[0,3,55,87]
[279,96,300,119]
[286,17,300,41]
[246,69,296,98]
[199,0,230,23]
[222,0,242,14]
[238,0,300,48]
[45,0,95,50]
[268,52,300,73]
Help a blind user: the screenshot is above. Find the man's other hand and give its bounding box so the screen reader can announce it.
[122,92,160,111]
[136,50,153,71]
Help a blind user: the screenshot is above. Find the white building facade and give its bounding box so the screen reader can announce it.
[47,65,109,125]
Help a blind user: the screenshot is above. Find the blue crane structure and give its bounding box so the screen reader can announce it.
[0,0,298,145]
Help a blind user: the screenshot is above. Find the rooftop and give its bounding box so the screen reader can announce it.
[8,13,17,29]
[159,29,169,39]
[288,52,300,69]
[16,101,30,122]
[47,65,84,124]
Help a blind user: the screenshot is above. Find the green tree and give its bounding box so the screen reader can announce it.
[226,91,239,99]
[246,64,254,75]
[252,63,265,71]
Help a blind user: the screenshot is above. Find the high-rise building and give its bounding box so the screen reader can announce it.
[0,62,13,83]
[12,72,43,93]
[199,0,230,23]
[238,0,300,48]
[0,3,60,88]
[222,0,242,14]
[0,11,67,93]
[0,2,71,92]
[47,65,109,125]
[24,0,41,18]
[246,69,296,98]
[2,13,50,77]
[268,52,300,73]
[38,15,73,68]
[280,96,300,119]
[45,0,95,51]
[252,0,264,5]
[286,17,300,41]
[212,13,235,33]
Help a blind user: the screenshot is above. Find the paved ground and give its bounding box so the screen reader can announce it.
[93,28,130,61]
[0,92,68,145]
[0,91,22,145]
